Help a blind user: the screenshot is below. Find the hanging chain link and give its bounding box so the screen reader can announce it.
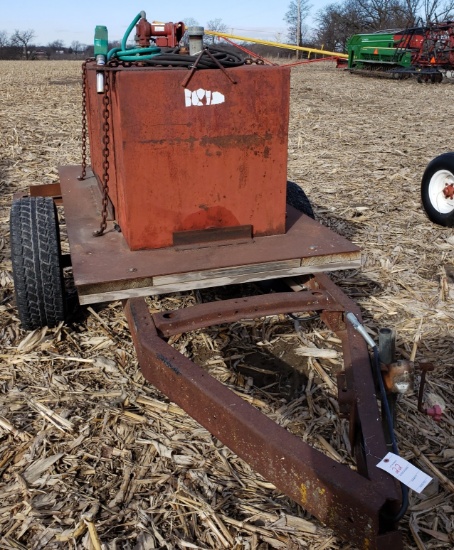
[93,69,111,237]
[78,60,89,181]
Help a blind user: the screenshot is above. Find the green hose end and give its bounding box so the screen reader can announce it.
[94,25,108,57]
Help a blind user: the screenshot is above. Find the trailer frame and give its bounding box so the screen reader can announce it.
[11,167,405,549]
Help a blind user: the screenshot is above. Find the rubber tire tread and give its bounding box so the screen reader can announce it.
[286,181,315,219]
[421,152,454,227]
[10,197,65,330]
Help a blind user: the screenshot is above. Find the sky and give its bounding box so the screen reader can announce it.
[1,0,331,47]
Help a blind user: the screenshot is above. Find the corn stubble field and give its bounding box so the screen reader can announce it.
[0,60,453,549]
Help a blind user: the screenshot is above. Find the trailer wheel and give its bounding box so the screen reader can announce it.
[10,197,66,330]
[421,153,454,227]
[286,181,315,219]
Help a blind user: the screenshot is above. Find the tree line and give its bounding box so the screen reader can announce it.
[0,29,89,60]
[2,1,454,61]
[290,0,454,53]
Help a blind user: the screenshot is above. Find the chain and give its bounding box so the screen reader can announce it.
[78,60,89,181]
[94,69,111,237]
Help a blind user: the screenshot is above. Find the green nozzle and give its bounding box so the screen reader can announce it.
[94,25,108,57]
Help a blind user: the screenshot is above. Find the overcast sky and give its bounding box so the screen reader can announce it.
[1,0,330,46]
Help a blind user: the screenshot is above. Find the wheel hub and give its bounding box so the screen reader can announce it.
[428,169,454,214]
[443,182,454,200]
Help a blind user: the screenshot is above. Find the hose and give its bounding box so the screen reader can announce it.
[139,46,245,68]
[288,312,319,334]
[346,313,409,522]
[372,346,409,522]
[107,12,161,62]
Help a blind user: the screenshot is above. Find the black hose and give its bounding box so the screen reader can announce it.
[288,312,319,334]
[288,313,319,322]
[372,346,409,522]
[114,46,246,69]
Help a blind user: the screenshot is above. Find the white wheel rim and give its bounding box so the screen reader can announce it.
[428,169,454,214]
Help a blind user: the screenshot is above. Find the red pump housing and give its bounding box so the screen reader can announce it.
[136,17,185,48]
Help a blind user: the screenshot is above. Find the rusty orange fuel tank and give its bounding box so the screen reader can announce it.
[85,62,290,250]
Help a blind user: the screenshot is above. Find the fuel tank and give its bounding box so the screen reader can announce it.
[85,62,290,250]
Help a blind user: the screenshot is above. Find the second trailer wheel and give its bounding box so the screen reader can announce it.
[10,196,66,330]
[286,181,315,219]
[421,152,454,227]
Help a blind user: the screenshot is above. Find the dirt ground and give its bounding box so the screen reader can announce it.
[0,60,453,549]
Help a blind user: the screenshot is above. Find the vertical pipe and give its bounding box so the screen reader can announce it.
[379,327,396,450]
[379,327,395,364]
[94,25,108,94]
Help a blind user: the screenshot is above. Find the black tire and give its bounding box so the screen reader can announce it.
[421,152,454,227]
[431,72,443,84]
[286,181,315,219]
[10,197,66,330]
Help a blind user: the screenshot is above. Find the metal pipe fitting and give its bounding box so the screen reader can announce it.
[188,26,204,56]
[383,360,414,394]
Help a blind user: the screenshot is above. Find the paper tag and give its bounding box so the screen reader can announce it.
[377,452,432,494]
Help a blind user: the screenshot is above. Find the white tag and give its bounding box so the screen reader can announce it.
[376,452,432,494]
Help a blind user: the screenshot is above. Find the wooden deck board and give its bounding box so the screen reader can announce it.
[59,166,361,304]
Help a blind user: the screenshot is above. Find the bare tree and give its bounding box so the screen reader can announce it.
[315,2,363,51]
[422,0,454,21]
[48,39,65,51]
[352,0,454,28]
[0,30,8,48]
[183,17,200,27]
[402,0,422,23]
[70,40,87,55]
[315,0,454,53]
[353,0,414,30]
[11,29,35,59]
[205,18,228,44]
[284,0,312,47]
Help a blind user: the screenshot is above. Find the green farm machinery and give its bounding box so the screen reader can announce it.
[348,21,454,81]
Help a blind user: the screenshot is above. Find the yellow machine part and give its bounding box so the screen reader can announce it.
[204,30,348,59]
